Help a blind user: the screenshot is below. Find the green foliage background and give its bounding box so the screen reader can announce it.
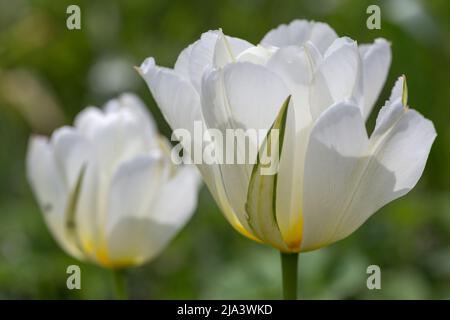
[0,0,449,299]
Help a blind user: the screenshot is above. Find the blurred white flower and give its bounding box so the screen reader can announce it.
[139,20,436,252]
[27,93,200,268]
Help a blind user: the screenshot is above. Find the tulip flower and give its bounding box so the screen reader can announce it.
[139,20,436,299]
[27,93,200,297]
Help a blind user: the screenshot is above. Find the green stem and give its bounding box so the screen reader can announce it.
[112,269,127,300]
[280,252,298,300]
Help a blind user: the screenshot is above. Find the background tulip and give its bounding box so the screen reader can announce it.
[139,20,436,298]
[26,93,201,274]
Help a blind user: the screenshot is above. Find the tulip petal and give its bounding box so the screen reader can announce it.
[73,99,159,262]
[27,136,84,259]
[51,126,90,190]
[213,30,253,68]
[151,165,200,225]
[73,157,102,260]
[174,43,194,79]
[173,31,252,93]
[106,154,200,266]
[302,81,436,250]
[310,37,363,119]
[184,31,218,93]
[142,54,254,241]
[105,153,166,266]
[63,165,88,258]
[265,44,323,248]
[302,101,369,251]
[76,104,156,179]
[337,102,436,242]
[274,106,309,250]
[103,92,157,134]
[197,163,262,242]
[106,153,166,233]
[359,38,391,120]
[387,75,406,106]
[261,20,337,53]
[236,45,278,65]
[202,62,291,135]
[201,62,291,232]
[73,107,104,136]
[266,44,319,128]
[139,57,202,136]
[140,165,201,261]
[245,96,291,251]
[373,76,407,136]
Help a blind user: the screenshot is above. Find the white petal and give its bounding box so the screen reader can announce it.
[223,35,253,55]
[74,107,104,135]
[302,97,436,250]
[174,43,194,79]
[139,57,202,136]
[71,97,157,262]
[103,92,157,134]
[265,46,321,247]
[337,102,436,241]
[308,22,339,53]
[143,54,256,241]
[236,45,278,65]
[213,32,234,69]
[266,44,318,128]
[310,37,362,119]
[262,20,309,47]
[92,116,150,176]
[73,157,102,260]
[261,20,337,53]
[371,107,436,194]
[26,136,83,259]
[185,31,218,93]
[201,62,291,133]
[266,45,313,95]
[173,31,252,93]
[50,126,91,190]
[387,75,405,106]
[201,62,291,233]
[245,96,291,251]
[106,216,174,267]
[151,165,201,225]
[275,105,310,249]
[196,162,259,241]
[213,31,253,68]
[140,165,201,261]
[106,153,166,233]
[359,38,391,120]
[373,76,407,135]
[49,127,99,259]
[302,102,369,251]
[105,153,166,265]
[75,104,155,162]
[81,103,157,179]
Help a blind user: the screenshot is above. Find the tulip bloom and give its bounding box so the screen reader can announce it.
[27,93,200,269]
[139,20,436,298]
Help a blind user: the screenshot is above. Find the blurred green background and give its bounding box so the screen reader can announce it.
[1,0,449,299]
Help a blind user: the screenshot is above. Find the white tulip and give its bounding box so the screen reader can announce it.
[27,93,201,268]
[138,20,436,253]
